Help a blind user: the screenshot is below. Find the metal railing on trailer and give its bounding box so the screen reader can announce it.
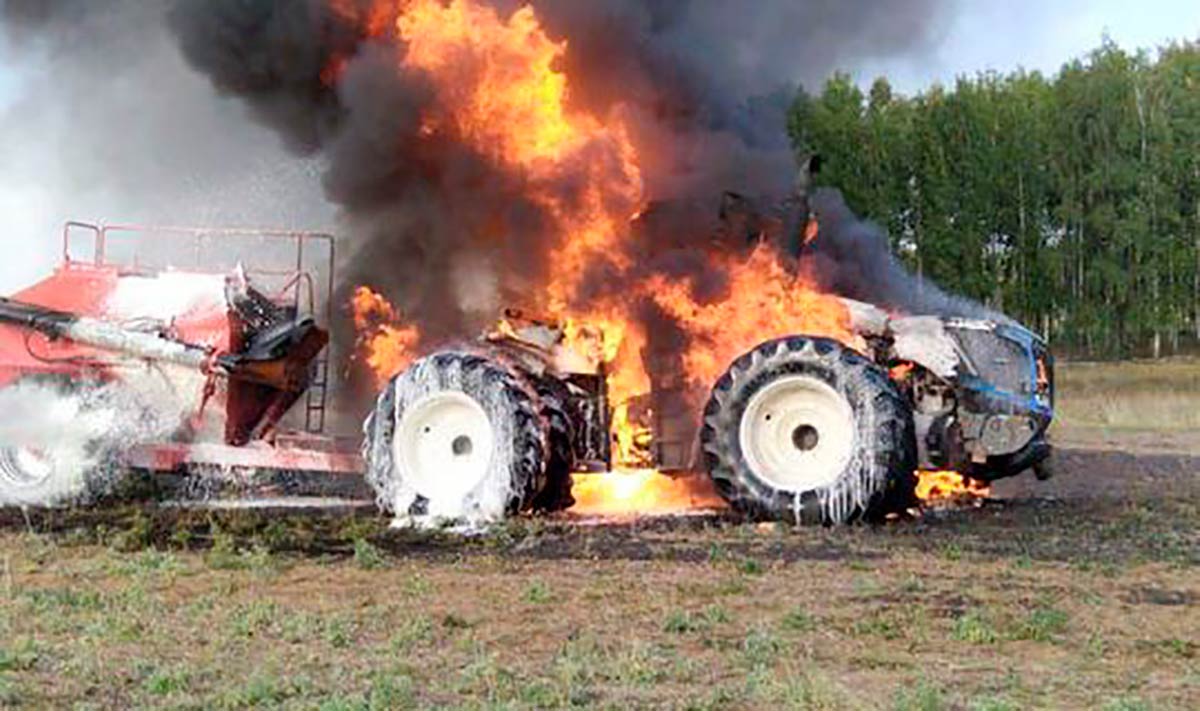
[61,221,338,435]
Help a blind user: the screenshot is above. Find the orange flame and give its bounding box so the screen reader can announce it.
[340,1,857,516]
[915,470,991,504]
[569,470,725,517]
[351,286,420,386]
[396,0,643,307]
[394,0,652,469]
[646,247,858,392]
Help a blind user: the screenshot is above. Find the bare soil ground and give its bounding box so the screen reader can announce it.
[0,361,1196,710]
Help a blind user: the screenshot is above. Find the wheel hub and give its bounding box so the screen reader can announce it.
[0,447,55,490]
[394,391,495,501]
[739,375,856,491]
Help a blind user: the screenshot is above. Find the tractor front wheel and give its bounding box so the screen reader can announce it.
[700,336,917,524]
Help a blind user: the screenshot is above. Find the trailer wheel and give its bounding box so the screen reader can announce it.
[362,351,548,523]
[0,446,75,506]
[0,381,116,507]
[700,336,916,524]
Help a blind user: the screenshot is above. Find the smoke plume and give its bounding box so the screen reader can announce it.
[0,0,335,292]
[162,0,957,396]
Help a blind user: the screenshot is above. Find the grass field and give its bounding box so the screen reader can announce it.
[0,362,1197,710]
[1053,358,1200,434]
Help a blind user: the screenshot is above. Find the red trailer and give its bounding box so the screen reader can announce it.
[0,222,362,506]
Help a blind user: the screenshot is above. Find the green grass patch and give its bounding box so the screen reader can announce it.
[353,538,387,570]
[1010,607,1069,642]
[952,611,999,645]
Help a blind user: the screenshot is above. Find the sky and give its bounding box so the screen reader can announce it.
[0,0,1197,291]
[857,0,1200,93]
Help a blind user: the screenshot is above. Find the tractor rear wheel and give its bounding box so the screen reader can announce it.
[362,351,550,524]
[700,336,916,524]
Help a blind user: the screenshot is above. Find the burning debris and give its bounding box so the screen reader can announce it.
[916,470,992,506]
[568,469,725,519]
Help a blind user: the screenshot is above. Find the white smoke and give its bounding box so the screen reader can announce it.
[0,366,200,506]
[105,272,227,323]
[0,1,336,294]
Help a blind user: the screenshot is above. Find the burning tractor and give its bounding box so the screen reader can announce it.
[362,301,1055,526]
[358,163,1055,526]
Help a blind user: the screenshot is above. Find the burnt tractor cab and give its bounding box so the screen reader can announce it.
[0,222,354,506]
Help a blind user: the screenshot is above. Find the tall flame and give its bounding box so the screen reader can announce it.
[343,0,855,513]
[396,0,643,305]
[646,248,858,392]
[393,0,653,468]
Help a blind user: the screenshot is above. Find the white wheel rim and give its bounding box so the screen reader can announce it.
[738,375,856,491]
[0,447,55,489]
[394,391,495,502]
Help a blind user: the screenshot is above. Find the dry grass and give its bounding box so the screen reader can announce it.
[1054,358,1200,430]
[1051,359,1200,454]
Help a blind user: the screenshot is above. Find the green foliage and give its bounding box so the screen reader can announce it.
[663,609,702,634]
[142,667,190,696]
[1011,607,1069,642]
[738,558,764,576]
[1102,698,1151,711]
[0,639,39,673]
[780,606,816,632]
[893,680,947,711]
[352,538,386,570]
[788,39,1200,357]
[968,696,1018,711]
[952,610,999,644]
[523,579,553,604]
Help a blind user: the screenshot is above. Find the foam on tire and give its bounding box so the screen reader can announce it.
[700,336,916,524]
[362,351,548,524]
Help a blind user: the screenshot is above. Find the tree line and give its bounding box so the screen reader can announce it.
[789,38,1200,358]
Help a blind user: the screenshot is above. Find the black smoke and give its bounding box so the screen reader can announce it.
[163,1,955,366]
[807,189,1006,320]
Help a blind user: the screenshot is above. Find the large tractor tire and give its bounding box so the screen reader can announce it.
[529,375,576,512]
[700,336,916,524]
[362,351,551,524]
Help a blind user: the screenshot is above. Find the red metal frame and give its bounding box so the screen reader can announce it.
[62,221,338,434]
[1,221,365,477]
